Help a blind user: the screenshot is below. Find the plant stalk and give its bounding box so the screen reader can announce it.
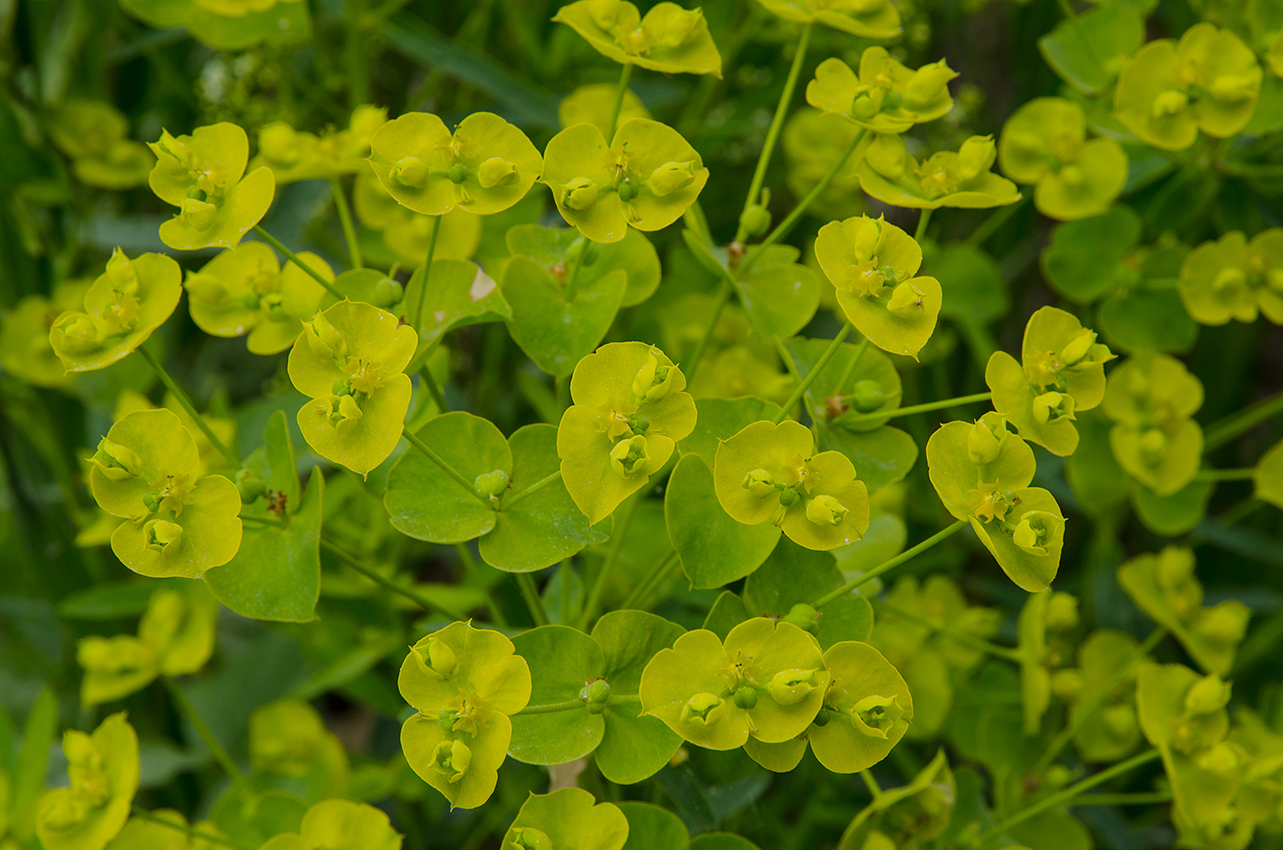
[813,520,969,608]
[136,347,240,467]
[252,225,344,300]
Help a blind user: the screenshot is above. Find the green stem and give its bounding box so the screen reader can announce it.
[504,469,562,509]
[681,281,732,379]
[859,770,883,799]
[1072,791,1174,806]
[834,337,870,395]
[841,391,992,426]
[411,215,442,331]
[876,601,1021,661]
[344,0,371,106]
[1031,627,1166,775]
[563,239,595,303]
[772,324,852,425]
[252,225,344,300]
[1193,467,1256,483]
[515,572,550,627]
[401,427,489,505]
[738,129,867,279]
[622,549,680,610]
[516,693,641,716]
[734,22,812,244]
[419,365,449,413]
[320,538,468,620]
[580,494,640,630]
[136,347,240,467]
[453,543,507,627]
[606,62,634,141]
[130,809,251,850]
[966,196,1027,247]
[914,208,933,242]
[977,749,1162,845]
[1204,388,1283,450]
[162,677,246,785]
[813,520,968,608]
[329,176,363,270]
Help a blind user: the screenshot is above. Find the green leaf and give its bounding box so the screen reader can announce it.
[665,454,780,589]
[742,539,874,648]
[210,787,307,848]
[384,412,509,543]
[619,802,689,850]
[1065,411,1131,516]
[1041,207,1141,303]
[400,259,511,353]
[507,224,661,308]
[479,424,608,573]
[678,397,781,464]
[1256,439,1283,509]
[1132,478,1213,536]
[56,580,159,620]
[11,688,58,841]
[820,423,918,496]
[501,255,627,378]
[702,591,750,641]
[689,835,761,850]
[734,247,821,340]
[1097,284,1199,354]
[833,512,906,578]
[784,337,903,432]
[1037,4,1145,95]
[931,243,1009,325]
[509,625,606,766]
[243,410,300,511]
[204,471,323,623]
[121,0,312,49]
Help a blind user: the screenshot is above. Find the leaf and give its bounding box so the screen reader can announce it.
[833,512,906,577]
[204,471,323,623]
[243,410,300,511]
[931,243,1009,324]
[1097,284,1199,354]
[619,802,689,850]
[1037,4,1145,95]
[509,625,606,766]
[1132,478,1213,537]
[665,454,780,590]
[1040,206,1141,304]
[734,247,820,340]
[783,337,903,431]
[742,539,874,648]
[678,397,781,464]
[689,835,762,850]
[479,424,608,573]
[507,224,661,308]
[702,591,750,641]
[384,412,509,543]
[501,255,627,378]
[400,259,511,353]
[820,423,918,495]
[1064,412,1130,516]
[56,580,159,620]
[11,688,58,841]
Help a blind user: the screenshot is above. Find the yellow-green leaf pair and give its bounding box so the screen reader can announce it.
[398,622,532,810]
[89,409,243,579]
[998,97,1128,220]
[1,280,92,387]
[806,48,956,135]
[745,641,913,775]
[1119,547,1249,677]
[814,215,941,359]
[49,99,154,189]
[287,301,418,476]
[754,0,900,39]
[553,0,722,76]
[36,713,139,850]
[368,112,541,217]
[557,342,697,523]
[927,412,1066,592]
[261,799,401,850]
[542,118,709,244]
[77,582,218,707]
[186,242,335,355]
[858,134,1021,210]
[1114,24,1261,151]
[1100,352,1204,496]
[354,170,481,269]
[502,788,628,850]
[986,307,1115,456]
[149,123,275,250]
[1178,230,1283,326]
[713,420,870,551]
[639,618,831,750]
[49,250,182,373]
[251,104,387,184]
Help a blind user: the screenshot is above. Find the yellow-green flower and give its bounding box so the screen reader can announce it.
[985,307,1115,456]
[857,134,1021,210]
[258,799,401,850]
[1178,229,1283,326]
[1114,24,1261,151]
[287,300,418,475]
[1100,352,1204,496]
[0,280,91,387]
[540,118,708,244]
[353,170,481,268]
[806,48,956,135]
[36,713,139,850]
[251,104,387,184]
[398,622,532,810]
[556,342,697,523]
[813,215,941,359]
[148,122,275,251]
[49,250,182,373]
[640,618,829,751]
[185,242,335,355]
[368,112,542,217]
[49,99,154,190]
[754,0,900,39]
[558,83,651,136]
[713,419,870,551]
[88,409,242,578]
[552,0,722,76]
[249,700,350,798]
[998,97,1128,220]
